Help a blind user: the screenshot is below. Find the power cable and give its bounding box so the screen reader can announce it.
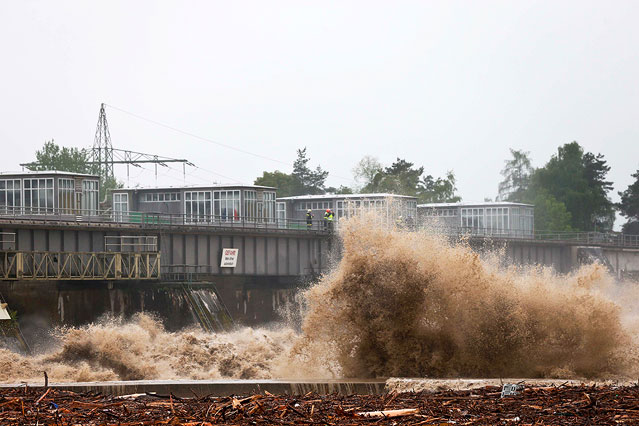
[105,103,290,166]
[104,103,357,185]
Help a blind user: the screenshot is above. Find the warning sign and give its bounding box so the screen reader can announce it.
[220,248,239,268]
[0,303,10,320]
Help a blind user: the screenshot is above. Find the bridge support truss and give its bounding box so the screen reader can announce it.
[0,251,160,280]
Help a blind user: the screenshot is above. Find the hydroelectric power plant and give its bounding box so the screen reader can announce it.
[0,107,638,417]
[1,170,638,341]
[1,114,639,422]
[5,3,639,422]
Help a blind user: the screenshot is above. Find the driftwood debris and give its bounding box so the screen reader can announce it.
[356,408,420,418]
[0,383,638,424]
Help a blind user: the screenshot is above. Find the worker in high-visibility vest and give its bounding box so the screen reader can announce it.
[306,209,314,229]
[323,209,334,231]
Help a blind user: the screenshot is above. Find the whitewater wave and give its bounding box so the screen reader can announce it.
[2,216,638,382]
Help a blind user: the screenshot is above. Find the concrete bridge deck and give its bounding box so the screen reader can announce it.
[1,215,638,279]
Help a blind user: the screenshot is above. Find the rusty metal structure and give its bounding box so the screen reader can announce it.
[0,250,160,281]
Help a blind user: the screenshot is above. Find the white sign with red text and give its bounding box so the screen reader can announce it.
[220,248,239,268]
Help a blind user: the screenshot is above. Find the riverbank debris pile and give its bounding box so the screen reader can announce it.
[0,383,638,425]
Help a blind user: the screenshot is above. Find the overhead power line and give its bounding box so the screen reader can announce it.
[104,103,356,184]
[105,103,290,166]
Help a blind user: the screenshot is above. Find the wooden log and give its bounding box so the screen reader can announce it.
[356,408,419,418]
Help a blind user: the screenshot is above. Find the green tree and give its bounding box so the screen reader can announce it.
[292,148,329,195]
[27,140,122,203]
[527,142,614,231]
[352,155,383,190]
[254,170,300,198]
[618,169,639,234]
[27,140,92,174]
[325,185,354,194]
[362,158,461,203]
[532,190,572,232]
[255,148,329,197]
[498,149,533,202]
[364,158,423,195]
[419,171,462,203]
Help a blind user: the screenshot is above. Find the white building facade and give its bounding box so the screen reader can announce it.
[418,201,535,238]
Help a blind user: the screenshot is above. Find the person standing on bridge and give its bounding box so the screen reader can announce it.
[306,209,314,230]
[324,208,334,231]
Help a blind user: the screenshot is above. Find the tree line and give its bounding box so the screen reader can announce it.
[257,143,639,234]
[23,140,639,234]
[254,149,461,204]
[498,142,639,234]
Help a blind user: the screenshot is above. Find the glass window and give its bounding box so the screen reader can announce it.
[521,208,534,235]
[23,178,54,214]
[141,192,180,203]
[113,193,129,222]
[276,201,287,227]
[263,191,276,222]
[0,179,21,214]
[485,207,509,235]
[336,200,345,219]
[213,190,240,221]
[185,191,211,223]
[58,178,75,214]
[461,208,485,230]
[81,180,99,215]
[244,190,257,221]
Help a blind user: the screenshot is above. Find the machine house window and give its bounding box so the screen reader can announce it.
[263,191,276,222]
[244,190,257,220]
[276,201,286,226]
[0,179,21,214]
[142,192,180,202]
[461,208,484,229]
[113,193,129,222]
[185,191,211,223]
[423,208,457,217]
[23,178,54,214]
[297,201,332,211]
[485,207,509,234]
[81,180,99,215]
[214,190,240,221]
[521,208,534,235]
[58,178,75,214]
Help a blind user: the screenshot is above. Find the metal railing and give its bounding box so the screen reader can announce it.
[0,250,160,280]
[534,231,639,247]
[443,226,639,248]
[0,207,332,233]
[1,207,637,247]
[104,235,158,252]
[162,264,212,282]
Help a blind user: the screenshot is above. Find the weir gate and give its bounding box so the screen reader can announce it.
[0,213,638,340]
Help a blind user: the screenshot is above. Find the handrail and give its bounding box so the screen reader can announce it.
[442,226,639,248]
[0,207,637,247]
[104,235,158,252]
[0,206,332,233]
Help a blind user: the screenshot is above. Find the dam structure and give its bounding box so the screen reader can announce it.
[0,171,638,340]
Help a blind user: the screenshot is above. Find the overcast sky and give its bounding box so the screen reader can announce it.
[1,1,638,213]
